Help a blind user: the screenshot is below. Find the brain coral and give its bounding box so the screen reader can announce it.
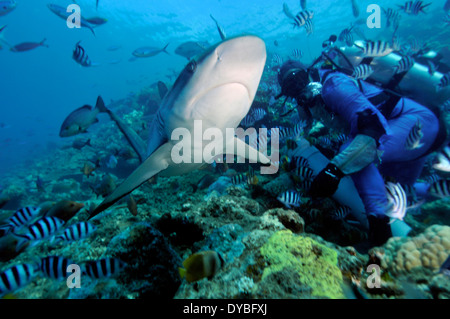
[374,225,450,273]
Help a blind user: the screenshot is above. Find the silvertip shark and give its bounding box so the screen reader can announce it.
[89,35,270,219]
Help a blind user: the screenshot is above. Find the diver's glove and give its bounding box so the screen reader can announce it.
[368,214,393,247]
[309,163,345,198]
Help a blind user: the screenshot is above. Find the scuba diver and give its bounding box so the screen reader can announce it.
[276,36,449,247]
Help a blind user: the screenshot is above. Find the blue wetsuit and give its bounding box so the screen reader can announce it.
[321,72,439,217]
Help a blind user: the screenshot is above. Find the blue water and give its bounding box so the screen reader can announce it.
[0,0,449,178]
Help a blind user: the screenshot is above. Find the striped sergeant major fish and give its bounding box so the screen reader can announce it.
[0,206,41,234]
[405,120,424,150]
[432,145,450,173]
[355,40,394,57]
[232,167,259,186]
[385,182,407,223]
[394,55,415,74]
[40,256,74,280]
[55,222,97,242]
[331,206,351,220]
[339,25,354,47]
[210,14,226,41]
[382,8,402,29]
[292,10,314,28]
[277,190,302,209]
[250,108,267,122]
[0,263,39,295]
[305,18,314,36]
[73,41,92,67]
[429,179,450,198]
[272,53,283,66]
[14,216,65,251]
[83,258,127,279]
[437,73,450,91]
[291,48,303,59]
[352,64,374,80]
[292,156,310,168]
[398,1,431,15]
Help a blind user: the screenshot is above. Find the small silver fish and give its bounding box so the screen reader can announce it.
[132,44,169,58]
[10,39,48,52]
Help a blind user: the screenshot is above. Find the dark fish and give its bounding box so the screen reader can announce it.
[85,17,107,26]
[179,251,224,283]
[193,174,216,192]
[0,264,38,295]
[274,40,279,47]
[210,14,226,40]
[127,195,138,216]
[445,0,450,11]
[0,0,16,17]
[56,222,96,242]
[174,41,209,60]
[132,44,169,58]
[398,1,431,15]
[83,258,127,279]
[47,4,95,36]
[394,55,415,74]
[73,41,93,67]
[82,161,97,178]
[14,217,65,251]
[59,97,106,137]
[107,45,122,51]
[405,120,424,150]
[277,190,302,209]
[158,81,168,100]
[40,256,74,279]
[72,137,91,150]
[352,64,374,80]
[44,200,85,222]
[36,176,45,193]
[350,0,360,17]
[10,39,48,52]
[92,174,116,198]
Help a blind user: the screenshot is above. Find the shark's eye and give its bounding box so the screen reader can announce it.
[186,60,197,73]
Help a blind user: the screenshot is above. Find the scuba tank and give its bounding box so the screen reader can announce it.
[337,41,450,111]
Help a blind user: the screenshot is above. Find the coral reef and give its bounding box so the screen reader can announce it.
[258,230,345,299]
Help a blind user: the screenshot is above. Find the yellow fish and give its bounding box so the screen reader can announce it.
[179,251,224,283]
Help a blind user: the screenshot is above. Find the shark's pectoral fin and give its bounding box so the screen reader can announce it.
[89,143,172,219]
[226,137,271,164]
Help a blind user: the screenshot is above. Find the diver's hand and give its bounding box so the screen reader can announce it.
[309,163,345,198]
